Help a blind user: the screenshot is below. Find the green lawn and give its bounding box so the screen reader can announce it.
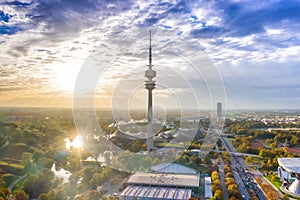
[12,173,30,193]
[0,161,24,170]
[266,174,281,190]
[267,174,300,200]
[155,142,185,148]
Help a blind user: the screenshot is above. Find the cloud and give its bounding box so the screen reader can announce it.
[0,0,300,109]
[190,25,225,38]
[1,0,134,41]
[218,59,300,109]
[218,0,300,37]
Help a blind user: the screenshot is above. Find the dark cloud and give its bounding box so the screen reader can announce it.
[219,0,300,37]
[29,0,133,36]
[1,0,134,38]
[190,25,225,39]
[254,35,300,49]
[138,0,191,27]
[167,0,191,13]
[1,1,33,7]
[186,0,300,40]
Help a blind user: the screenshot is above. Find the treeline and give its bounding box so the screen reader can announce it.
[228,121,267,133]
[256,177,280,200]
[211,170,223,200]
[228,121,300,147]
[224,166,242,200]
[265,133,300,147]
[210,167,242,200]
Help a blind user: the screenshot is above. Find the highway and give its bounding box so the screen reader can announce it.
[220,136,267,200]
[220,136,251,199]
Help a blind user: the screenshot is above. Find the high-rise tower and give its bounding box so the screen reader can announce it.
[145,31,156,151]
[217,102,222,120]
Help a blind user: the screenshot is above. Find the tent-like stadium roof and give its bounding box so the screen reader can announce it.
[278,158,300,174]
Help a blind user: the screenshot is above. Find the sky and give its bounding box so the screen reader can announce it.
[0,0,300,110]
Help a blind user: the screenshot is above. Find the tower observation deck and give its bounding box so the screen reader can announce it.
[145,31,156,151]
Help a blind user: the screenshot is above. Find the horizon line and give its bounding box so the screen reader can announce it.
[1,106,300,111]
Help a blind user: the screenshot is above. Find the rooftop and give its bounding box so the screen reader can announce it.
[152,163,197,174]
[120,186,192,200]
[126,172,199,188]
[204,177,213,198]
[278,158,300,173]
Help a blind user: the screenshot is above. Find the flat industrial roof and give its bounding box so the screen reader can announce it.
[204,177,213,198]
[126,172,199,187]
[120,186,192,200]
[152,163,197,174]
[278,158,300,173]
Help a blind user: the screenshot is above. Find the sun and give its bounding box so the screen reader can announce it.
[50,58,83,93]
[72,135,84,148]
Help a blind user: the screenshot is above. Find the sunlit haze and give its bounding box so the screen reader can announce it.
[65,135,84,150]
[1,1,300,110]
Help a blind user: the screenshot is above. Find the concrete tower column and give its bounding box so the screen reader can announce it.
[145,31,156,151]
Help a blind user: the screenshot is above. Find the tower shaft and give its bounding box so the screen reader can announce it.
[147,87,154,151]
[145,31,156,151]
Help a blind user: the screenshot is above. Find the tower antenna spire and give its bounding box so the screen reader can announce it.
[149,30,152,68]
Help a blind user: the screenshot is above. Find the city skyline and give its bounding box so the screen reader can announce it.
[1,0,300,110]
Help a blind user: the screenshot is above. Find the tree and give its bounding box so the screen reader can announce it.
[32,150,44,163]
[211,171,220,181]
[56,189,67,200]
[266,191,279,200]
[282,193,289,200]
[14,190,29,200]
[224,165,231,174]
[0,135,6,146]
[227,183,238,192]
[256,177,262,185]
[38,194,48,200]
[225,178,235,186]
[203,155,212,165]
[226,172,233,178]
[88,190,100,200]
[228,188,241,199]
[213,189,223,200]
[81,167,96,184]
[23,172,52,198]
[245,156,253,164]
[284,138,289,146]
[68,157,81,171]
[291,135,300,145]
[212,179,222,192]
[89,173,105,188]
[37,157,53,169]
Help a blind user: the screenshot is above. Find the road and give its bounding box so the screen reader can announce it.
[221,136,268,200]
[220,136,254,200]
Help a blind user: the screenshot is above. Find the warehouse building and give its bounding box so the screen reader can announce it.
[120,163,200,200]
